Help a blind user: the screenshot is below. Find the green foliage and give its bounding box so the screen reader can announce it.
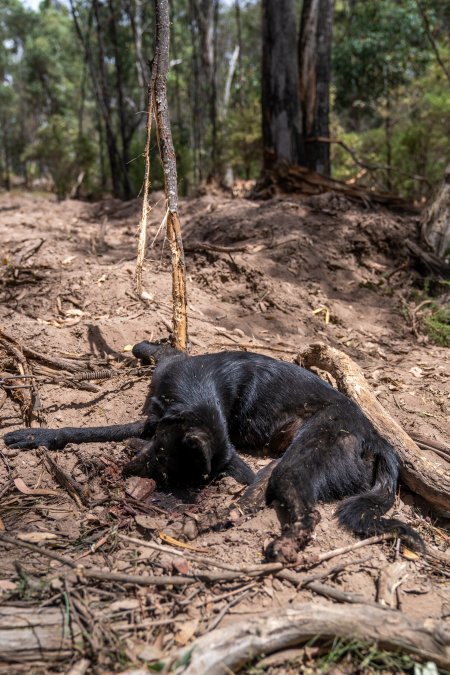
[315,637,421,673]
[423,306,450,347]
[0,0,449,201]
[331,0,450,197]
[333,0,430,120]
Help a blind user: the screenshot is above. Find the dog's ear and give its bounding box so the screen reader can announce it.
[183,429,212,476]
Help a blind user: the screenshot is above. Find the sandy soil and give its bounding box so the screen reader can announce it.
[0,189,448,673]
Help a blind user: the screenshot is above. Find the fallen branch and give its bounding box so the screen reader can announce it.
[299,343,450,513]
[176,603,450,674]
[0,606,83,663]
[184,241,249,254]
[0,328,87,373]
[37,447,90,507]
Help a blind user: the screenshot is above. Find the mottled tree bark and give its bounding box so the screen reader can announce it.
[262,0,304,169]
[421,164,450,259]
[298,0,334,176]
[136,0,188,350]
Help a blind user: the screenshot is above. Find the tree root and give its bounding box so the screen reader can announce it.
[176,602,450,674]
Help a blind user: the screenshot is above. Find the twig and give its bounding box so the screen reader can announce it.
[118,534,284,574]
[409,432,450,458]
[309,136,431,188]
[215,341,298,354]
[207,588,253,631]
[66,659,91,675]
[151,0,188,349]
[0,329,87,372]
[184,241,249,254]
[37,448,89,507]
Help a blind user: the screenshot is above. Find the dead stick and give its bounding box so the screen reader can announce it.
[184,242,249,254]
[0,329,86,372]
[177,603,450,674]
[152,0,188,350]
[37,448,89,507]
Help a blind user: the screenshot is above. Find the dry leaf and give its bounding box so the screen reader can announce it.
[0,580,16,593]
[172,558,190,575]
[159,531,208,554]
[16,531,58,543]
[140,290,153,302]
[0,515,5,532]
[123,344,134,352]
[14,477,59,497]
[62,256,76,265]
[125,476,157,501]
[175,618,199,646]
[65,308,84,317]
[135,514,165,531]
[109,599,140,612]
[138,644,163,662]
[402,547,420,560]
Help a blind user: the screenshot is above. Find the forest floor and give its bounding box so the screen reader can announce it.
[0,189,449,674]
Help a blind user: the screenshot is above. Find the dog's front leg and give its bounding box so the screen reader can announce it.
[4,420,147,450]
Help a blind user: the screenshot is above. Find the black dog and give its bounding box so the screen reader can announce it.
[4,341,422,558]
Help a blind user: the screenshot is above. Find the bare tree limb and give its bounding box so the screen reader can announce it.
[136,0,188,349]
[176,602,450,674]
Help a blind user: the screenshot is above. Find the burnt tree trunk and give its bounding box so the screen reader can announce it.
[108,0,133,199]
[262,0,305,169]
[188,0,219,181]
[298,0,334,176]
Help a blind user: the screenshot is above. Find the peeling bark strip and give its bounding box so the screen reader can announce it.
[136,0,188,349]
[177,603,450,674]
[299,343,450,513]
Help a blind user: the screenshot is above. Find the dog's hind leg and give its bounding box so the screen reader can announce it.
[4,420,147,451]
[264,401,375,562]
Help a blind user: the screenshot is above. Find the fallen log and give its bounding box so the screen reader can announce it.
[298,343,450,513]
[0,606,83,663]
[251,161,413,210]
[176,602,450,674]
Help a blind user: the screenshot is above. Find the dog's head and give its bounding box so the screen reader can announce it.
[152,414,215,485]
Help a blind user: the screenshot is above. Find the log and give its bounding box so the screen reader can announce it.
[0,606,83,663]
[298,343,450,513]
[176,602,450,674]
[251,160,413,210]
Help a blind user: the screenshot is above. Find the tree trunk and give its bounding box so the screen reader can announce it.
[0,606,83,663]
[108,0,133,199]
[92,0,122,198]
[189,0,219,181]
[298,0,334,176]
[421,164,450,259]
[262,0,305,169]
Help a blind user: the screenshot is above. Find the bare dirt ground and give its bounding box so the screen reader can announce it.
[0,189,449,674]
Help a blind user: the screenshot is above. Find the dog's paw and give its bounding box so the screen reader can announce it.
[265,516,319,563]
[4,429,58,450]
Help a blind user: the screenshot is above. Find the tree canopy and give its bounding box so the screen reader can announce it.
[0,0,449,200]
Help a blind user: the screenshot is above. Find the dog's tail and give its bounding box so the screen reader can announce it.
[132,340,181,365]
[335,443,424,551]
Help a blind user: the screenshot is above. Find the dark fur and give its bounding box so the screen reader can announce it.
[4,341,423,557]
